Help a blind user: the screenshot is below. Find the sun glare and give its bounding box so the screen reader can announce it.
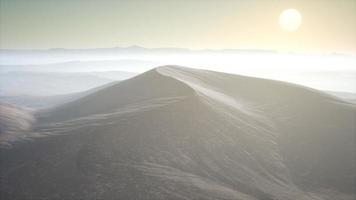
[279,9,302,31]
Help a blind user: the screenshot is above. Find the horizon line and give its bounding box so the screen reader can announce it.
[1,45,355,56]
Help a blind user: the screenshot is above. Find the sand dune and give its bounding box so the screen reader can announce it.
[0,103,35,147]
[0,66,355,200]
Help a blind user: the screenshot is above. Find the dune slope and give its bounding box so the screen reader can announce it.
[0,103,35,147]
[0,66,355,200]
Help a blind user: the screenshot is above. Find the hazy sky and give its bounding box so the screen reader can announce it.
[1,0,355,53]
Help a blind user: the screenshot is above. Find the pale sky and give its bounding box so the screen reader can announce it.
[1,0,355,53]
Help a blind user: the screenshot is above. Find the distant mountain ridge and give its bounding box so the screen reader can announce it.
[0,46,277,54]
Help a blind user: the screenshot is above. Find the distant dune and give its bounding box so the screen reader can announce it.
[326,91,356,103]
[0,71,136,96]
[0,66,355,200]
[0,82,118,109]
[0,59,160,73]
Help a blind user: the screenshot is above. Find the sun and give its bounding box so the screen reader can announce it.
[279,9,302,31]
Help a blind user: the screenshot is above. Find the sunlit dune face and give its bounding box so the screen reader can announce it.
[279,9,302,31]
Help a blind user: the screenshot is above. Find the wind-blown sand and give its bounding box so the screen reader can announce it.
[0,66,355,200]
[0,103,35,147]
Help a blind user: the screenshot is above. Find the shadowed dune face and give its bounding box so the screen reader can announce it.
[0,66,355,200]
